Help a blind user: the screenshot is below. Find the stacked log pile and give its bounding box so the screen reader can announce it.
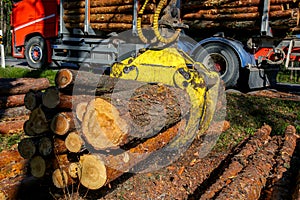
[63,0,155,31]
[0,78,50,135]
[63,0,300,35]
[181,0,300,33]
[15,68,192,192]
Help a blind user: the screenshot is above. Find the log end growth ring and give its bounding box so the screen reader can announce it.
[82,98,128,149]
[79,155,107,190]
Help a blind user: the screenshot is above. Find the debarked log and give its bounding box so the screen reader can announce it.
[82,84,190,150]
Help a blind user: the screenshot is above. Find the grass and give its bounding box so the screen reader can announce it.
[277,69,300,84]
[214,92,300,151]
[0,66,57,85]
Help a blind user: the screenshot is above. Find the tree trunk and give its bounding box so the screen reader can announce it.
[65,22,134,31]
[63,0,134,8]
[0,78,50,95]
[82,84,190,150]
[0,94,25,109]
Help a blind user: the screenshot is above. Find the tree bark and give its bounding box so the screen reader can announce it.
[78,120,184,190]
[0,118,28,135]
[0,150,27,182]
[82,84,190,150]
[0,78,50,95]
[64,14,153,24]
[0,106,30,122]
[0,94,25,109]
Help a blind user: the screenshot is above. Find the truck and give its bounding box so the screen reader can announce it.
[10,0,300,89]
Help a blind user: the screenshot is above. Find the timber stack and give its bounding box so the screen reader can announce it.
[181,0,300,35]
[64,0,300,36]
[0,78,50,135]
[16,68,192,191]
[63,0,155,31]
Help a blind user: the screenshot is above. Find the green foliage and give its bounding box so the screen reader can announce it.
[214,92,300,151]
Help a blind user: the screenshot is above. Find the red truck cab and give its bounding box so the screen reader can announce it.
[11,0,59,68]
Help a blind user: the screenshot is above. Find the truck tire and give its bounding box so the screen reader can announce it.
[193,42,240,88]
[25,36,47,69]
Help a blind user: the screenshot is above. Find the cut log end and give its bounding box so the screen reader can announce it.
[42,87,60,109]
[55,69,74,89]
[24,91,41,111]
[18,138,36,159]
[69,162,81,178]
[30,156,46,178]
[82,98,128,149]
[65,132,83,153]
[75,102,88,122]
[79,154,107,190]
[38,137,53,156]
[24,107,49,136]
[52,169,69,188]
[51,112,73,136]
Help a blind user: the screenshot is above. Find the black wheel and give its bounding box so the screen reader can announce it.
[25,36,47,69]
[193,42,240,88]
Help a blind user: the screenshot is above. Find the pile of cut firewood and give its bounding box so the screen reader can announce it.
[16,68,191,191]
[63,0,155,31]
[0,78,50,135]
[181,0,300,33]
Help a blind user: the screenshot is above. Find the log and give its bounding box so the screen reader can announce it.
[55,68,155,95]
[18,138,36,159]
[38,137,53,157]
[82,84,190,150]
[0,94,25,109]
[63,0,134,8]
[0,106,30,122]
[64,4,156,15]
[79,120,185,190]
[50,112,75,136]
[52,154,76,188]
[65,131,84,153]
[24,90,43,111]
[0,78,50,95]
[75,102,88,122]
[217,136,280,200]
[200,125,272,199]
[42,87,60,109]
[0,150,27,182]
[0,118,28,135]
[30,155,46,178]
[65,22,135,31]
[24,107,49,136]
[63,14,153,24]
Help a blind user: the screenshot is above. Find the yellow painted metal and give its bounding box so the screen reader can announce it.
[110,47,220,148]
